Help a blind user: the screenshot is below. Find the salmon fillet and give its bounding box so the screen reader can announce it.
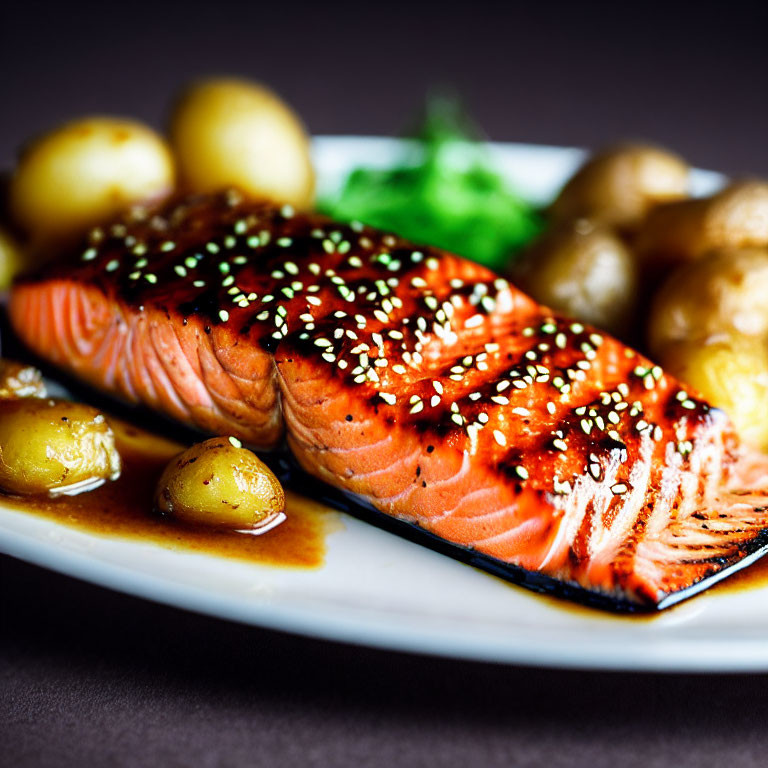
[10,191,768,609]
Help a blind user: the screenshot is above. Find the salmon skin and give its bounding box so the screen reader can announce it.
[10,191,768,611]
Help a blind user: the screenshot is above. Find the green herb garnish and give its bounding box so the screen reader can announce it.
[320,95,542,272]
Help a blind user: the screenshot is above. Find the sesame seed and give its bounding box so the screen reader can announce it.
[493,430,507,446]
[553,478,572,495]
[481,296,496,313]
[228,436,243,448]
[219,310,229,322]
[379,392,396,405]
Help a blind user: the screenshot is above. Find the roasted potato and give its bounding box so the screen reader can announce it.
[637,181,768,267]
[10,117,174,243]
[0,227,25,289]
[155,437,285,532]
[550,144,689,230]
[511,220,638,335]
[648,247,768,353]
[657,336,768,450]
[0,360,46,399]
[648,247,768,450]
[169,78,315,209]
[0,399,121,495]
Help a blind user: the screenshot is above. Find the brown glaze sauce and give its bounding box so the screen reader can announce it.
[712,557,768,594]
[3,418,340,568]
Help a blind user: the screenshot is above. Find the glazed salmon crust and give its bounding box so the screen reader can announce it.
[10,191,768,609]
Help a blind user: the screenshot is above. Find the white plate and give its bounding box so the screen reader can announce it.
[1,137,749,674]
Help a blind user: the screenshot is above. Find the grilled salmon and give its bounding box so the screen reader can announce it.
[10,191,768,609]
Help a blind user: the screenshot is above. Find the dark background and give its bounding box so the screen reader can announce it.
[1,1,767,175]
[2,2,768,767]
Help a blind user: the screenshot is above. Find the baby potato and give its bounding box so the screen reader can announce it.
[10,117,174,242]
[648,247,768,354]
[0,227,25,289]
[169,78,315,209]
[0,359,46,399]
[155,437,285,532]
[550,144,689,230]
[637,181,768,267]
[0,399,121,496]
[511,220,638,335]
[657,336,768,451]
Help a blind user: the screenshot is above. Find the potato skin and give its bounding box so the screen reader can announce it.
[637,181,768,267]
[648,247,768,353]
[550,144,689,230]
[10,117,174,242]
[155,437,285,531]
[0,399,121,496]
[0,360,46,400]
[169,78,315,210]
[511,220,637,335]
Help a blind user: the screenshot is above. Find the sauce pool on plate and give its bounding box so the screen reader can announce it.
[2,414,766,604]
[0,417,340,569]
